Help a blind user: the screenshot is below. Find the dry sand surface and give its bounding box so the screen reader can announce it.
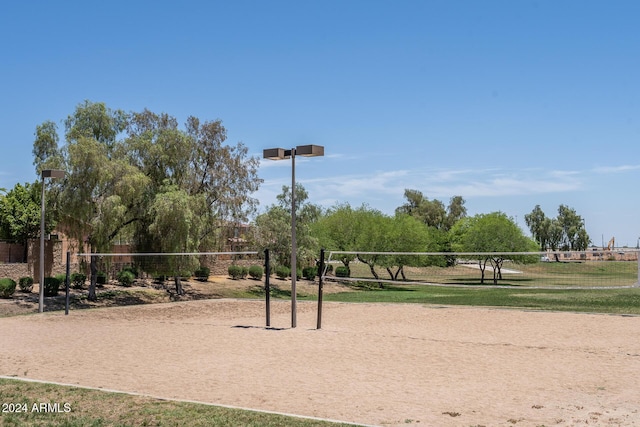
[2,299,640,426]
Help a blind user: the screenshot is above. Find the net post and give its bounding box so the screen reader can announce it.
[265,249,271,327]
[636,250,640,287]
[65,251,71,315]
[316,248,325,330]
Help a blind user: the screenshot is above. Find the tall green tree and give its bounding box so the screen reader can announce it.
[252,184,321,270]
[146,187,206,295]
[451,212,538,284]
[311,203,361,268]
[525,204,590,251]
[0,182,53,260]
[396,189,466,231]
[313,204,446,282]
[33,101,262,300]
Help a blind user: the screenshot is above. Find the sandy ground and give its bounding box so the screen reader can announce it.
[1,298,640,426]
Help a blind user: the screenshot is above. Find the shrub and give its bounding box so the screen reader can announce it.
[335,266,350,278]
[248,265,263,280]
[55,273,67,285]
[117,270,135,287]
[302,266,317,280]
[194,266,210,281]
[96,271,107,285]
[228,265,247,280]
[43,277,61,296]
[275,265,290,279]
[71,272,86,289]
[122,265,139,278]
[18,276,34,293]
[295,268,302,280]
[0,278,17,298]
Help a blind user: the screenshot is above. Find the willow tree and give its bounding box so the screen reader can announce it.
[147,187,206,295]
[33,101,262,300]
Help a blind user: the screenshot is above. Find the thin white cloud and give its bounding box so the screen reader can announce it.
[592,165,640,174]
[304,166,585,203]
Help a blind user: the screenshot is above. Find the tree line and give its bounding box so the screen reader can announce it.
[0,101,591,292]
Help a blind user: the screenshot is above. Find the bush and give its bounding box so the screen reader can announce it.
[0,278,17,298]
[43,277,61,296]
[123,265,139,278]
[248,265,263,280]
[18,276,34,293]
[228,265,247,280]
[96,271,107,285]
[302,266,317,280]
[194,266,210,281]
[71,272,86,289]
[275,265,290,279]
[335,266,350,278]
[117,270,135,287]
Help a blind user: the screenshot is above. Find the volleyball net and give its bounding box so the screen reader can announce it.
[74,251,261,286]
[322,250,640,289]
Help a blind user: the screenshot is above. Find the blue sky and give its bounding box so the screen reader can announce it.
[1,0,639,247]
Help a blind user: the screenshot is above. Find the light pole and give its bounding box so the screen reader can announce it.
[39,169,65,313]
[263,145,324,328]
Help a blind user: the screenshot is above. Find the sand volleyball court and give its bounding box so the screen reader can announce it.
[1,299,640,426]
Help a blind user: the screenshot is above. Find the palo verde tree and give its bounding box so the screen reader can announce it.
[313,205,443,284]
[310,203,362,268]
[33,101,262,300]
[451,212,538,284]
[376,213,442,281]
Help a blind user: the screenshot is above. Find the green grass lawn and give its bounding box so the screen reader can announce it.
[338,259,638,288]
[309,283,640,315]
[0,378,357,427]
[305,260,640,315]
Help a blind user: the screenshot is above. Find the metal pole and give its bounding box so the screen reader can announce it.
[317,248,325,330]
[291,147,297,328]
[265,248,271,327]
[65,251,70,315]
[39,176,46,313]
[637,249,640,287]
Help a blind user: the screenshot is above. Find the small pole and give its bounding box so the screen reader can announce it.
[316,248,325,330]
[265,249,271,327]
[65,251,71,315]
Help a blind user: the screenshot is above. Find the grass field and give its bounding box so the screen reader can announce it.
[311,282,640,315]
[313,260,640,315]
[338,259,639,288]
[0,378,356,427]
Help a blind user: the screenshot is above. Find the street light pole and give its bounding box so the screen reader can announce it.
[290,147,297,328]
[39,169,65,313]
[263,145,324,328]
